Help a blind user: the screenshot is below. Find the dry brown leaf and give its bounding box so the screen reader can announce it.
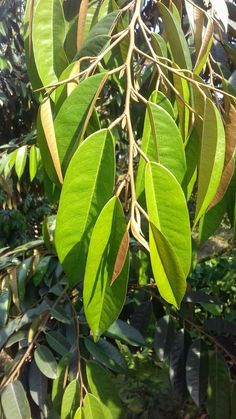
[40,98,63,184]
[77,0,89,51]
[111,230,129,285]
[209,104,236,208]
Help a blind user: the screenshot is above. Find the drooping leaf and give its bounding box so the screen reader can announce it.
[54,73,107,171]
[154,315,175,361]
[169,330,190,402]
[111,229,129,285]
[17,256,33,301]
[149,90,176,118]
[61,379,80,419]
[52,354,71,413]
[0,288,11,327]
[184,127,200,199]
[198,196,227,244]
[40,98,63,184]
[136,102,186,202]
[1,380,31,419]
[194,19,213,75]
[83,394,109,419]
[158,2,192,70]
[29,145,39,181]
[195,98,225,224]
[32,0,68,86]
[29,360,48,408]
[173,70,191,141]
[34,344,58,379]
[186,339,208,407]
[76,0,89,50]
[106,319,146,347]
[84,337,127,373]
[207,351,231,419]
[86,361,124,419]
[83,197,129,340]
[15,146,27,180]
[55,129,115,286]
[145,162,191,277]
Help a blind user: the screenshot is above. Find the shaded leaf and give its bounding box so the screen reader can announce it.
[84,337,127,373]
[1,380,31,419]
[207,351,230,419]
[169,330,190,402]
[0,288,11,327]
[186,339,208,406]
[61,379,80,419]
[52,354,71,413]
[34,344,58,379]
[106,319,146,347]
[154,315,175,361]
[29,360,48,408]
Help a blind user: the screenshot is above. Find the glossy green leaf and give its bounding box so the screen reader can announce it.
[195,98,226,224]
[145,162,191,276]
[84,337,127,373]
[83,394,109,419]
[207,352,230,419]
[149,90,176,118]
[55,129,115,286]
[52,354,71,413]
[173,70,191,141]
[106,319,146,347]
[83,196,129,341]
[136,102,186,202]
[15,146,27,180]
[1,380,31,419]
[54,73,107,171]
[29,145,38,181]
[29,360,48,408]
[0,288,11,327]
[198,196,227,245]
[186,339,208,407]
[34,344,58,379]
[86,361,123,419]
[61,379,80,419]
[32,0,68,86]
[158,2,192,70]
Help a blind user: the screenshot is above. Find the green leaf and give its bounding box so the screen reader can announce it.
[15,146,27,180]
[29,360,48,408]
[29,145,38,181]
[34,344,58,379]
[52,354,71,413]
[106,319,146,347]
[184,127,200,199]
[86,361,123,419]
[32,256,52,286]
[46,331,71,357]
[61,379,80,419]
[173,70,191,141]
[32,0,68,86]
[136,102,186,202]
[0,288,11,327]
[149,90,176,118]
[18,257,32,301]
[84,337,127,373]
[194,20,213,75]
[55,129,115,286]
[145,162,191,277]
[198,196,227,244]
[195,98,225,224]
[74,407,83,419]
[1,380,31,419]
[186,339,208,407]
[207,352,230,419]
[54,73,107,171]
[154,315,175,361]
[158,2,192,70]
[83,196,129,340]
[169,329,190,402]
[83,394,109,419]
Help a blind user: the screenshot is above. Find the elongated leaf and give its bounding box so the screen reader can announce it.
[55,129,115,286]
[0,288,11,327]
[29,360,48,408]
[52,354,71,413]
[145,162,191,277]
[169,330,190,402]
[55,73,107,171]
[83,394,108,419]
[149,223,187,308]
[158,3,192,70]
[207,352,230,419]
[32,0,68,86]
[195,98,225,223]
[106,319,146,347]
[15,146,27,180]
[84,337,127,373]
[83,197,129,340]
[34,344,57,379]
[46,331,71,356]
[173,70,191,141]
[32,256,52,286]
[29,145,38,181]
[194,19,213,75]
[76,0,89,50]
[111,230,129,285]
[199,196,227,244]
[61,379,80,419]
[1,380,31,419]
[186,339,208,407]
[209,104,236,208]
[184,127,200,199]
[86,361,123,419]
[136,102,186,201]
[18,256,33,301]
[40,98,63,184]
[154,315,175,361]
[149,90,176,118]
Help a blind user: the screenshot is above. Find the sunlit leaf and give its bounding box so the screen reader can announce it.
[15,146,27,180]
[61,379,80,419]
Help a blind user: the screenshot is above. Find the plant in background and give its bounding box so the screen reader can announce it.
[0,0,236,418]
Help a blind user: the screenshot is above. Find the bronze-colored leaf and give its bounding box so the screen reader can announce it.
[194,8,204,59]
[77,0,89,51]
[194,18,213,74]
[111,230,129,285]
[40,98,63,184]
[209,104,236,208]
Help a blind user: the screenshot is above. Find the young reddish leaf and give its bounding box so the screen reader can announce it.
[111,229,129,285]
[40,98,63,184]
